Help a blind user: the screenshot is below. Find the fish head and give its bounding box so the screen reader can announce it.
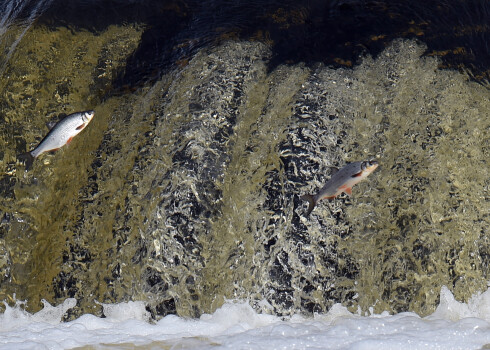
[361,160,379,174]
[82,110,95,123]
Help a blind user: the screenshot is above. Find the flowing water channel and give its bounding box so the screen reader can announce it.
[0,0,488,322]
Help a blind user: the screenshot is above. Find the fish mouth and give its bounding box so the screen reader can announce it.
[85,110,95,120]
[362,160,379,171]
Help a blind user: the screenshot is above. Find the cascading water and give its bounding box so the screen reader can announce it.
[0,0,488,324]
[0,0,53,78]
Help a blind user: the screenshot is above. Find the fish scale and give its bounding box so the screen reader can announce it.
[19,110,95,170]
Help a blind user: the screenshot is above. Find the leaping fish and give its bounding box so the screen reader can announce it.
[301,160,378,216]
[18,110,95,170]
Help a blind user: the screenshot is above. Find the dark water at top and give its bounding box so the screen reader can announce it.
[28,0,490,90]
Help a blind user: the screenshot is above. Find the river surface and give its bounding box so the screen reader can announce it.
[0,0,488,327]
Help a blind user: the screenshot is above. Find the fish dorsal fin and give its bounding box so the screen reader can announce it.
[46,113,68,130]
[46,121,58,130]
[329,166,339,175]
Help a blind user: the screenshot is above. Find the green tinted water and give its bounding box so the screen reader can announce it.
[0,22,488,319]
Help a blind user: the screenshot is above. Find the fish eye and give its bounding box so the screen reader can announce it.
[362,160,377,169]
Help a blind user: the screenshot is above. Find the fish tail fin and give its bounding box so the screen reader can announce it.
[18,152,35,171]
[300,194,316,217]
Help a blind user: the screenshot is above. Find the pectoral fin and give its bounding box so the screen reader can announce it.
[76,123,85,130]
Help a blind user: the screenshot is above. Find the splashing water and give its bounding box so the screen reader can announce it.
[0,286,490,349]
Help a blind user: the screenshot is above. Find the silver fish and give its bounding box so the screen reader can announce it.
[19,110,95,170]
[301,160,378,216]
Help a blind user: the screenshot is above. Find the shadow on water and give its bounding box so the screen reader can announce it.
[31,0,490,92]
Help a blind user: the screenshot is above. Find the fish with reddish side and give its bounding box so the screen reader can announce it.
[18,110,95,170]
[301,160,379,216]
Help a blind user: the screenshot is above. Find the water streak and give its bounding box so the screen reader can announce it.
[0,0,53,78]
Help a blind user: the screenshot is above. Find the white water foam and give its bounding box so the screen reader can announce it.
[1,286,489,349]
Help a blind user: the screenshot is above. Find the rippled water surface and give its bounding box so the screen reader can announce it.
[0,0,488,323]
